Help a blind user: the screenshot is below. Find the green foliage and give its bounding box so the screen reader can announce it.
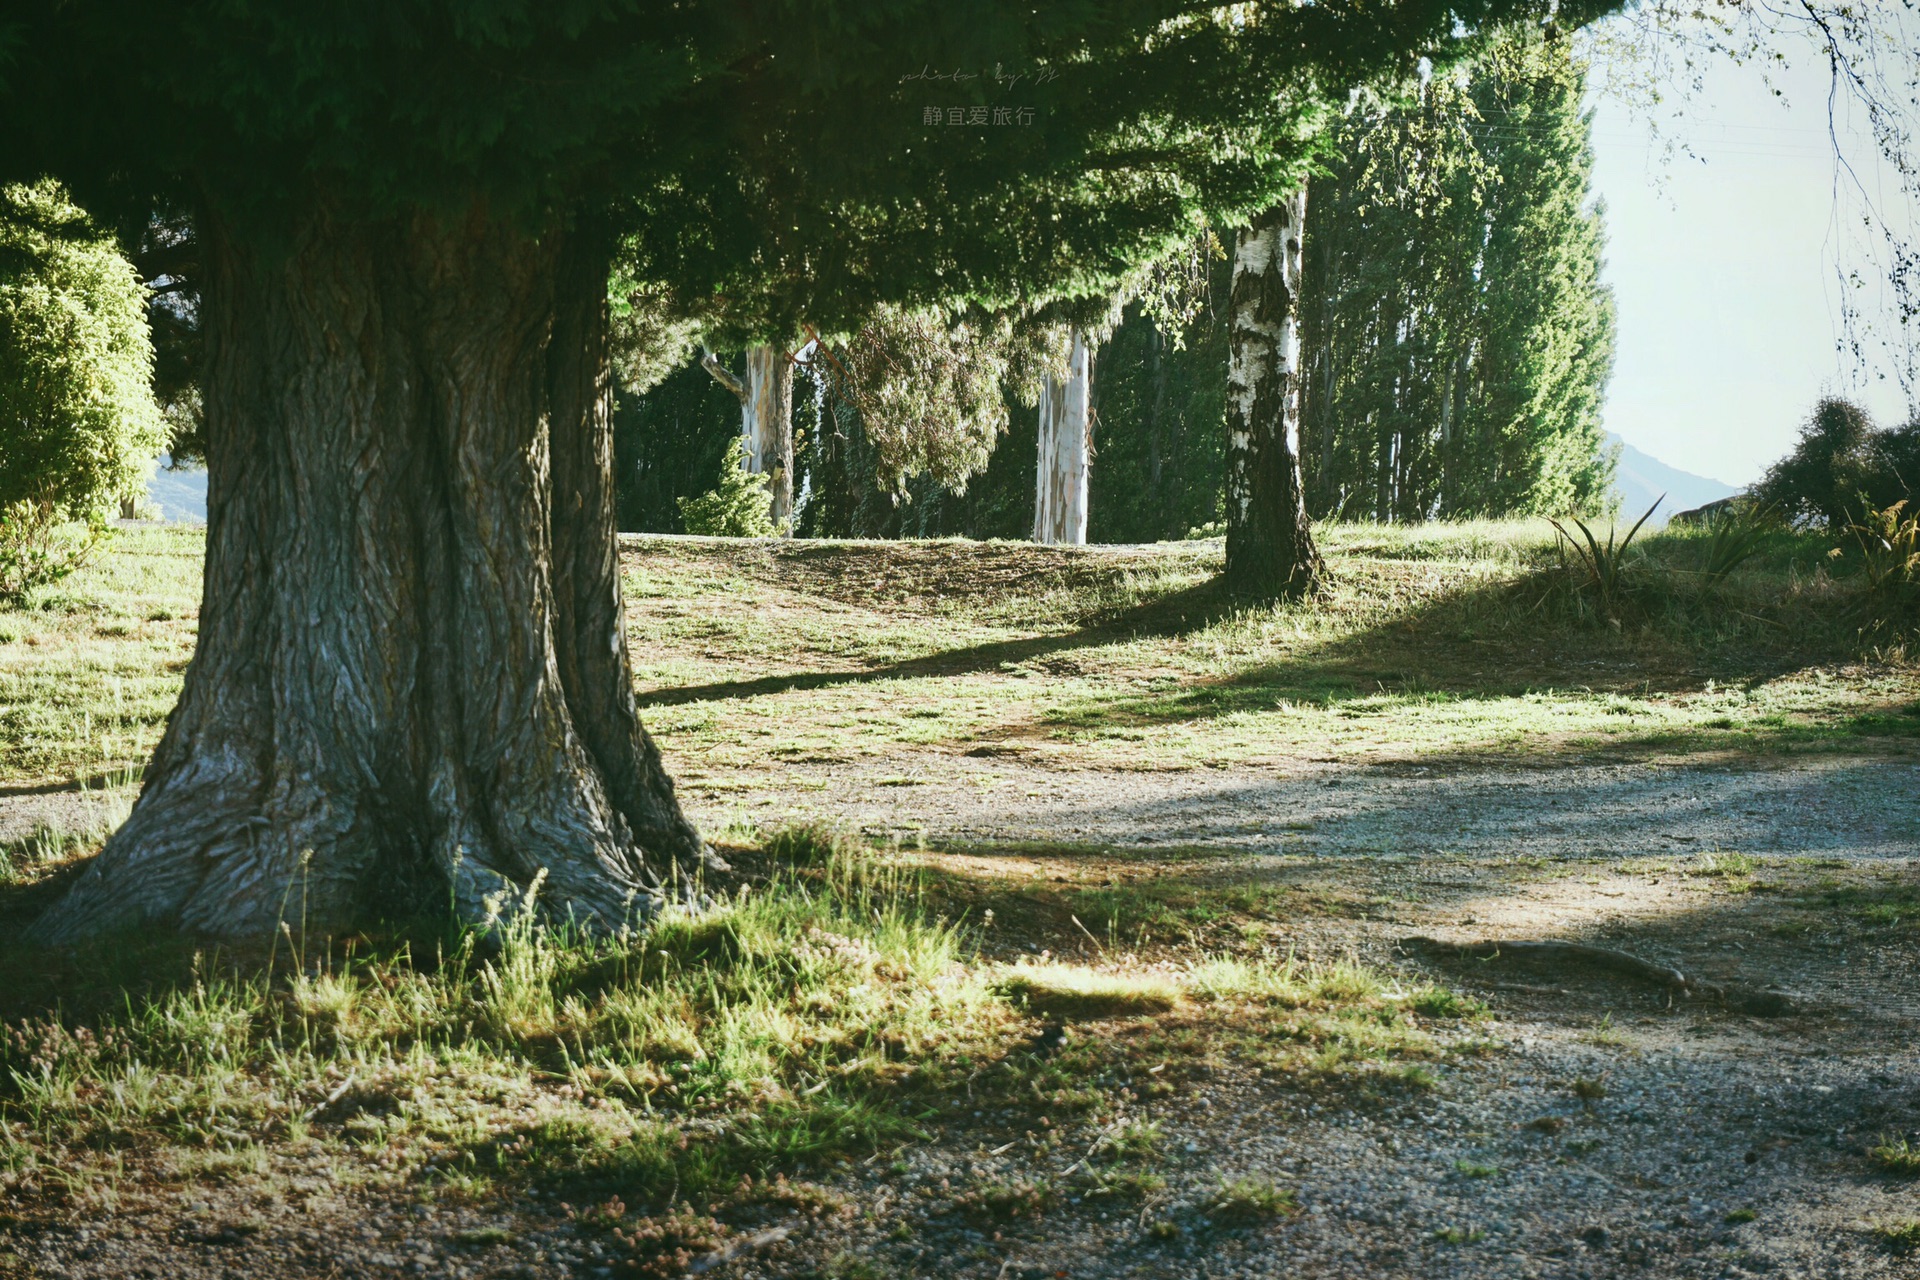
[1299,32,1616,522]
[1694,507,1777,586]
[1870,1137,1920,1175]
[1,2,1617,334]
[1207,1176,1297,1222]
[677,448,777,538]
[1846,499,1920,628]
[613,362,743,532]
[0,181,164,520]
[1877,1220,1920,1254]
[1751,398,1920,531]
[816,306,1067,502]
[1087,246,1234,543]
[0,499,107,607]
[1548,498,1661,619]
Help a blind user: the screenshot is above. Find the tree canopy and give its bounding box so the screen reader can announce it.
[1301,32,1616,522]
[3,1,1618,333]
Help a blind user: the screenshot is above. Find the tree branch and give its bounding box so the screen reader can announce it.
[700,350,747,403]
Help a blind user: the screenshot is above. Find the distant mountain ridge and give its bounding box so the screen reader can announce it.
[146,455,207,521]
[1606,433,1738,524]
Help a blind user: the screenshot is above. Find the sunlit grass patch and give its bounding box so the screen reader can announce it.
[1687,851,1758,879]
[997,964,1183,1020]
[1206,1174,1297,1223]
[0,834,1016,1207]
[9,523,1920,787]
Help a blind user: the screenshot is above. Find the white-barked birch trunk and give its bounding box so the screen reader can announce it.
[1033,327,1092,545]
[1225,191,1322,596]
[702,344,795,531]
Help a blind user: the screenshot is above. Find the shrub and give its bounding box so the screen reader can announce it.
[677,447,777,537]
[0,498,104,606]
[1750,397,1920,530]
[0,181,165,520]
[1847,499,1920,631]
[1548,497,1660,620]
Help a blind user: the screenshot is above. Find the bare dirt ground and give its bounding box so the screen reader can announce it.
[10,749,1920,1280]
[664,750,1920,1278]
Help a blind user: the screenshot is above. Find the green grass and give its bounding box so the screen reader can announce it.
[1206,1175,1296,1222]
[6,520,1915,788]
[0,525,200,785]
[1870,1137,1920,1175]
[0,828,1473,1216]
[1876,1219,1920,1254]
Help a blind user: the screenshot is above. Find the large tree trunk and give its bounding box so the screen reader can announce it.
[33,204,707,945]
[1224,194,1323,598]
[1033,327,1092,545]
[702,345,794,531]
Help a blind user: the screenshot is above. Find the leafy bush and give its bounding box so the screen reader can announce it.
[0,498,104,606]
[0,181,165,520]
[1847,499,1920,630]
[1750,397,1920,530]
[676,447,777,537]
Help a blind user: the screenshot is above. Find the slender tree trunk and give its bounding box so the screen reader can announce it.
[702,346,794,531]
[1225,194,1322,597]
[1146,323,1166,534]
[1436,353,1461,517]
[33,204,707,944]
[1032,327,1092,545]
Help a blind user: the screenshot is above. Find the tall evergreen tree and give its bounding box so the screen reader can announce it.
[1299,32,1616,522]
[1,1,1615,942]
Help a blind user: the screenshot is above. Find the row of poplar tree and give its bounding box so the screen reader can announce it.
[618,33,1616,542]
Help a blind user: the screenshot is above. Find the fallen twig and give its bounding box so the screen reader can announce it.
[684,1225,791,1275]
[302,1070,357,1121]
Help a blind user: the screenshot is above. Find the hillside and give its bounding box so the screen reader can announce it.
[1607,432,1740,522]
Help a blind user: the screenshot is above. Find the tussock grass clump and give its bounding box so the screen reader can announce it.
[1869,1137,1920,1175]
[1877,1219,1920,1254]
[1687,850,1758,879]
[997,964,1183,1020]
[1207,1175,1296,1222]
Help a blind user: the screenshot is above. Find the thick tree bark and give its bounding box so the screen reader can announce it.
[1224,194,1323,598]
[702,345,794,531]
[1033,327,1092,545]
[33,204,706,944]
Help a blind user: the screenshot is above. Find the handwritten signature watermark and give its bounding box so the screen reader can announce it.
[899,63,1062,90]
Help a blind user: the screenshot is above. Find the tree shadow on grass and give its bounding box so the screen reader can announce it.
[639,557,1916,771]
[638,577,1236,707]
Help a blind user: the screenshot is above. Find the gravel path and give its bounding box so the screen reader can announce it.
[8,749,1920,1278]
[684,751,1920,865]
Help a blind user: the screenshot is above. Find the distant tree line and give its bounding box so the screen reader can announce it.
[615,33,1617,541]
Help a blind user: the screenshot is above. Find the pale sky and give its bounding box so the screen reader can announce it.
[1582,17,1916,487]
